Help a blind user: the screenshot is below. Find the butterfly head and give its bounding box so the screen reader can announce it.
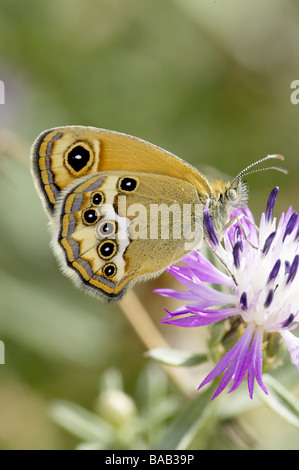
[208,178,248,234]
[207,154,287,235]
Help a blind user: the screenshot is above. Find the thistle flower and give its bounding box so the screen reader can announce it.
[155,188,299,399]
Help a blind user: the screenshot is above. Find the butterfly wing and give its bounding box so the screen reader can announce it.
[31,126,212,220]
[52,171,203,301]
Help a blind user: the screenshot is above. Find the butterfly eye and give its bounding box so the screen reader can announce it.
[98,240,118,259]
[118,177,138,192]
[83,208,99,225]
[65,142,94,175]
[102,263,117,278]
[92,192,104,205]
[226,188,237,201]
[97,220,116,238]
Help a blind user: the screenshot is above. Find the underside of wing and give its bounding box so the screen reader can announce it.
[53,171,203,301]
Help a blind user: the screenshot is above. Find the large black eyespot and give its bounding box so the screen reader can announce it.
[118,177,138,192]
[97,220,116,238]
[92,192,104,206]
[98,240,117,259]
[83,209,99,225]
[65,142,93,175]
[102,263,117,278]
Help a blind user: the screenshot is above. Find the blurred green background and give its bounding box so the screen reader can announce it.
[1,0,299,449]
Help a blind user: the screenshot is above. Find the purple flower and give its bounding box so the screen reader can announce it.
[155,188,299,399]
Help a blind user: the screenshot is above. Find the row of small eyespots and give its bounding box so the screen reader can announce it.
[81,194,118,278]
[82,177,138,278]
[82,175,139,223]
[98,239,118,278]
[82,191,104,225]
[99,178,137,278]
[82,174,138,225]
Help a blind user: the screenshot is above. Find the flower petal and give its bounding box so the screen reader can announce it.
[251,328,268,396]
[153,288,200,302]
[198,325,268,399]
[182,251,234,286]
[228,324,255,393]
[204,199,219,245]
[198,333,246,393]
[162,307,238,327]
[266,186,279,222]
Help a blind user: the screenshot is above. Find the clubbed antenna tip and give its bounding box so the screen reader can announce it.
[231,154,287,184]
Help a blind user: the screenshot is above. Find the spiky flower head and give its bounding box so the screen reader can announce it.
[156,188,299,399]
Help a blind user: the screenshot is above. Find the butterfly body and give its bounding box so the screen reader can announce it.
[31,126,248,301]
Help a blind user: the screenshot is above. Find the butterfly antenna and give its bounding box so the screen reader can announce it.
[231,154,287,184]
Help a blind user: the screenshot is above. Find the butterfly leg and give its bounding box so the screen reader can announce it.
[204,240,238,286]
[223,214,258,249]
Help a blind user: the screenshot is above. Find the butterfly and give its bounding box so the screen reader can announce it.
[30,126,285,301]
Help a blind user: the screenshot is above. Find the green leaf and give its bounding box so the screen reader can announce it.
[258,374,299,428]
[145,348,208,367]
[49,400,114,444]
[154,385,217,450]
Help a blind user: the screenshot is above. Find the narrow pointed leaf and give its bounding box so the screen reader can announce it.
[146,348,208,367]
[49,400,114,443]
[257,374,299,428]
[154,385,217,450]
